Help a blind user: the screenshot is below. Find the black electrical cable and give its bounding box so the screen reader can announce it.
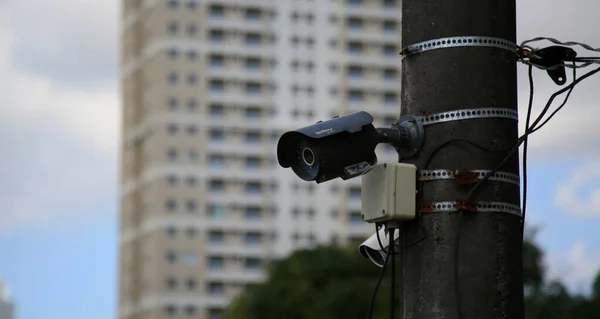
[368,246,391,319]
[389,228,396,319]
[522,64,534,239]
[451,63,600,319]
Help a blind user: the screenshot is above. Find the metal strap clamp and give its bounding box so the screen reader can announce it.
[401,36,520,57]
[419,200,522,217]
[418,169,520,187]
[415,107,518,126]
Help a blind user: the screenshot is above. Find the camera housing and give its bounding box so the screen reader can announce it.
[277,111,379,183]
[358,225,400,268]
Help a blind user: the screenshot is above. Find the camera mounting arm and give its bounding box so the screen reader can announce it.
[376,115,425,159]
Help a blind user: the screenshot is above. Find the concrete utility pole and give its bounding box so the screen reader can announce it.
[398,1,524,319]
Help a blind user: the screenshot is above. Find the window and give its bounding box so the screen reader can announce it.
[165,305,177,316]
[188,149,199,161]
[209,5,224,17]
[245,132,261,143]
[167,175,178,185]
[165,199,177,211]
[187,98,198,111]
[167,72,178,84]
[349,187,361,198]
[244,232,261,245]
[347,66,364,77]
[382,0,397,8]
[166,48,178,59]
[207,256,225,269]
[245,156,261,168]
[166,226,178,237]
[209,80,225,92]
[187,125,197,135]
[167,0,179,9]
[383,44,397,56]
[186,227,198,238]
[307,209,315,220]
[165,251,177,263]
[245,58,262,70]
[245,181,262,193]
[384,92,398,104]
[245,107,261,119]
[187,24,198,36]
[349,211,363,224]
[209,128,225,141]
[347,17,363,29]
[245,82,262,94]
[187,278,197,290]
[186,50,197,61]
[185,306,196,316]
[187,73,198,85]
[186,199,197,212]
[187,0,198,10]
[245,8,261,20]
[207,204,228,219]
[246,33,262,45]
[209,30,224,42]
[347,90,365,102]
[187,176,197,186]
[383,68,397,80]
[166,147,178,160]
[347,42,363,54]
[306,38,315,48]
[209,309,224,319]
[167,123,178,135]
[245,257,262,270]
[348,0,363,5]
[209,154,226,167]
[166,277,177,290]
[185,251,198,265]
[167,22,178,34]
[210,55,224,67]
[245,206,261,220]
[208,282,225,295]
[209,104,225,117]
[308,233,316,244]
[209,230,224,243]
[383,20,397,32]
[209,179,225,192]
[167,97,178,110]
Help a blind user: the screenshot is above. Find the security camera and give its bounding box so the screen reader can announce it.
[276,111,424,183]
[358,225,400,268]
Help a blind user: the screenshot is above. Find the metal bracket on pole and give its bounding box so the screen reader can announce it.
[418,169,520,187]
[400,36,520,57]
[419,200,522,218]
[416,107,518,126]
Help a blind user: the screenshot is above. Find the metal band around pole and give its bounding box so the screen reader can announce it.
[401,36,520,56]
[417,107,518,126]
[418,169,520,187]
[419,201,522,217]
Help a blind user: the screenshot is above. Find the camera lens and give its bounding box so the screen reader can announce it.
[302,148,315,166]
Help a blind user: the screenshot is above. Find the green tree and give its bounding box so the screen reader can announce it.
[224,245,392,319]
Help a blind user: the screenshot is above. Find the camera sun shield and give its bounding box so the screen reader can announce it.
[277,111,379,183]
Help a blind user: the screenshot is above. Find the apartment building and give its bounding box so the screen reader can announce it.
[0,276,14,319]
[119,0,401,318]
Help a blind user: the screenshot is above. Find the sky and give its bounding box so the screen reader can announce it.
[0,0,599,318]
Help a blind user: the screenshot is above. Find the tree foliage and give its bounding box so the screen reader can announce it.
[226,237,600,319]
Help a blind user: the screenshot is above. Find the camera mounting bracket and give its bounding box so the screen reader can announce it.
[377,115,425,159]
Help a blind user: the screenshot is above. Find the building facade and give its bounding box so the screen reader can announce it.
[119,0,401,318]
[0,276,14,319]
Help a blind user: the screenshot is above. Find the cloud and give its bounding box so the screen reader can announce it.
[4,0,118,89]
[545,241,600,295]
[516,0,600,161]
[555,161,600,218]
[0,1,119,232]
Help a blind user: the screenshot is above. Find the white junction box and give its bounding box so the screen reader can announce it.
[361,162,417,223]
